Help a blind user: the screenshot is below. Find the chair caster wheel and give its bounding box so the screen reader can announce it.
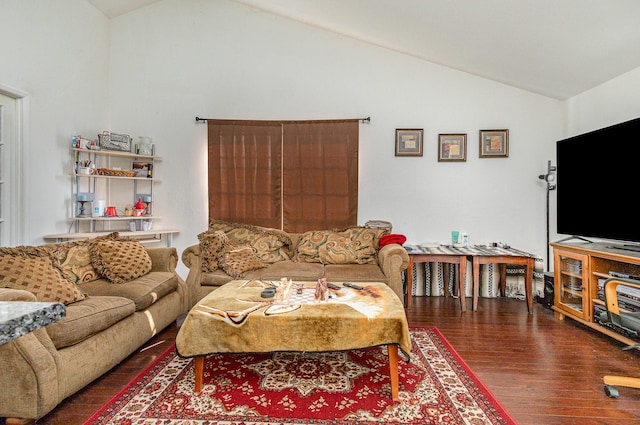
[604,385,619,398]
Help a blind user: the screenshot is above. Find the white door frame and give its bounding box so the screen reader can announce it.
[0,83,30,245]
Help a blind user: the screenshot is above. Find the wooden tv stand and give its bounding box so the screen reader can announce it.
[550,241,640,346]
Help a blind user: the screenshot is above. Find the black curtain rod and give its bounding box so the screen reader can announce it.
[195,116,371,124]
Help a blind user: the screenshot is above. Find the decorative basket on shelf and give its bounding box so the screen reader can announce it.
[98,131,132,152]
[96,168,136,177]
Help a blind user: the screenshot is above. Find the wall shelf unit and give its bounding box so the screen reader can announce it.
[44,147,178,246]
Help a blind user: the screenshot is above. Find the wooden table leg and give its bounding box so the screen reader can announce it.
[406,256,414,309]
[472,257,480,311]
[459,258,467,312]
[525,258,534,314]
[388,344,399,400]
[194,356,204,393]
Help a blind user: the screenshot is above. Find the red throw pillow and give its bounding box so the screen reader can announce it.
[379,234,407,248]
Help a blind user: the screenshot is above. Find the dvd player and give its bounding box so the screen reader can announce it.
[609,271,640,281]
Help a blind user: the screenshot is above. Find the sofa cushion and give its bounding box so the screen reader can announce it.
[259,260,324,281]
[45,295,135,349]
[201,269,237,287]
[91,240,153,284]
[0,251,86,305]
[222,245,267,278]
[80,272,178,311]
[324,264,388,283]
[48,232,122,285]
[294,227,386,265]
[198,230,228,272]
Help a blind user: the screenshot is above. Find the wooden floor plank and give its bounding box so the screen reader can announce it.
[30,296,640,425]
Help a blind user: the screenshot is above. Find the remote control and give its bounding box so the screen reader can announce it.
[260,288,276,298]
[343,282,363,290]
[327,282,341,290]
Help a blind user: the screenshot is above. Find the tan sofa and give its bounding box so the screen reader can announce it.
[0,235,189,422]
[182,221,410,306]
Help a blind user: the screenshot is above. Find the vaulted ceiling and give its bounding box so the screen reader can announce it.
[87,0,640,100]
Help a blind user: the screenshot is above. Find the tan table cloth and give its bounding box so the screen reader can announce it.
[176,280,411,358]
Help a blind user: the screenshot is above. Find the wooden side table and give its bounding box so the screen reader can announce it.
[472,254,535,314]
[405,244,537,313]
[406,252,468,311]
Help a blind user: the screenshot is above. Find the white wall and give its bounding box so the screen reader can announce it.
[0,0,109,242]
[545,67,640,252]
[566,67,640,135]
[7,0,638,281]
[106,0,564,277]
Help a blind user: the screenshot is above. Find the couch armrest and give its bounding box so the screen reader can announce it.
[181,244,203,309]
[146,247,178,273]
[0,311,60,419]
[181,244,201,270]
[0,288,38,302]
[145,247,191,313]
[378,243,409,305]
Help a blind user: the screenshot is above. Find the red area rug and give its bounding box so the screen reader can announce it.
[84,326,516,424]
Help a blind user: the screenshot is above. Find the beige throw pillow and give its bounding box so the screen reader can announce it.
[222,245,267,278]
[208,220,292,263]
[198,230,228,272]
[294,227,386,264]
[90,240,152,284]
[0,254,86,304]
[49,232,122,285]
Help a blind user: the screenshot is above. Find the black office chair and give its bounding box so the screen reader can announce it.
[601,277,640,398]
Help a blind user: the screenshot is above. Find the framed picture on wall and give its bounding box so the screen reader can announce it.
[395,129,424,156]
[479,129,509,158]
[438,133,467,162]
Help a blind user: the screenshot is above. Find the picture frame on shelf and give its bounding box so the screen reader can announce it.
[395,129,424,157]
[438,133,467,162]
[479,129,509,158]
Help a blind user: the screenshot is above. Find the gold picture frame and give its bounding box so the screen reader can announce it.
[438,133,467,162]
[479,129,509,158]
[395,129,424,157]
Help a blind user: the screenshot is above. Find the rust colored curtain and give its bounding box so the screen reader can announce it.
[282,121,358,232]
[207,120,282,229]
[207,119,358,232]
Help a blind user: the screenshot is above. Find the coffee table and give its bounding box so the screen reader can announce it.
[175,279,411,400]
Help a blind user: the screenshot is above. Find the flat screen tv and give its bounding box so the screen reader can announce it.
[556,117,640,248]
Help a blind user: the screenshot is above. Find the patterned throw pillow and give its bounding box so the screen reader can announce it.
[337,227,388,264]
[90,240,152,284]
[294,227,387,265]
[198,230,228,272]
[208,220,292,263]
[318,233,358,264]
[49,232,122,285]
[0,254,86,304]
[293,230,329,263]
[222,245,267,278]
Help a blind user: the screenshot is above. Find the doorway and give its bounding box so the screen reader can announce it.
[0,85,27,246]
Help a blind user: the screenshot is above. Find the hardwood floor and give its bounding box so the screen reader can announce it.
[36,296,640,425]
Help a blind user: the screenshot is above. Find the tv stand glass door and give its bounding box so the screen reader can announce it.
[553,248,589,320]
